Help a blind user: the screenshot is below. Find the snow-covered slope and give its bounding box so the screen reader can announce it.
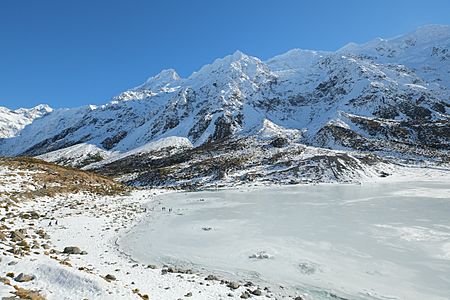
[0,25,448,187]
[85,136,192,169]
[0,104,52,138]
[35,143,114,168]
[339,24,450,87]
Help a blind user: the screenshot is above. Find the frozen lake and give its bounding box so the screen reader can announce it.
[119,181,450,299]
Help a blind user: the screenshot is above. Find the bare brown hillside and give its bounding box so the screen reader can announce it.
[0,157,128,203]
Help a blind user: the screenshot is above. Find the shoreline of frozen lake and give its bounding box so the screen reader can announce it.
[119,181,450,300]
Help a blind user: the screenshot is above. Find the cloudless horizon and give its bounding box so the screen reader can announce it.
[1,0,449,109]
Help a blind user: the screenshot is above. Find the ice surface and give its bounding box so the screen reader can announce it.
[120,182,450,300]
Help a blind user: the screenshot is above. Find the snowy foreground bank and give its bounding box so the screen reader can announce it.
[1,164,449,300]
[1,189,280,300]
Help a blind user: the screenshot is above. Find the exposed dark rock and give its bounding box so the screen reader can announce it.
[270,137,289,148]
[63,246,81,254]
[105,274,116,281]
[205,275,219,281]
[101,131,128,150]
[14,273,35,282]
[251,289,262,296]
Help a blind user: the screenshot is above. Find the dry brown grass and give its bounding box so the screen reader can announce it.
[0,157,128,201]
[13,285,46,300]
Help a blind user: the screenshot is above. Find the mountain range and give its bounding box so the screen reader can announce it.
[1,25,449,188]
[0,104,52,138]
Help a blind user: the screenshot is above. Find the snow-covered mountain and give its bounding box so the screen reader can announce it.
[0,25,449,187]
[0,104,52,138]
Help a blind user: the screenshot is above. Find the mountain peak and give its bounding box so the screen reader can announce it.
[230,50,247,60]
[188,50,267,83]
[14,104,52,116]
[156,68,181,80]
[266,48,329,72]
[207,50,256,68]
[339,24,450,54]
[402,24,450,43]
[30,104,52,113]
[0,104,52,138]
[136,68,181,91]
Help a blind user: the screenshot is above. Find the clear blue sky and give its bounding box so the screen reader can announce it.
[1,0,449,109]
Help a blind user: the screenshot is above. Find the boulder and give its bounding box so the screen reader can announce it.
[251,289,262,296]
[227,281,240,290]
[105,274,116,281]
[14,273,35,282]
[205,274,219,281]
[29,211,40,219]
[10,230,25,242]
[63,246,81,254]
